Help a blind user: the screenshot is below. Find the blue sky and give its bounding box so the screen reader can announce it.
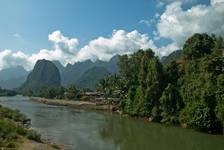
[0,0,210,53]
[0,0,223,70]
[0,0,158,53]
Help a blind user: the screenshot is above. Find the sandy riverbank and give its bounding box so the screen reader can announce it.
[30,97,115,111]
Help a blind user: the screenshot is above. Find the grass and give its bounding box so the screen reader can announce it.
[0,104,42,148]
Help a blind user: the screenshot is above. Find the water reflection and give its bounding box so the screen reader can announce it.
[99,114,224,150]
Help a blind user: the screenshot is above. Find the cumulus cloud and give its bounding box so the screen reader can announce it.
[0,50,30,70]
[0,31,80,70]
[0,30,157,70]
[157,1,224,49]
[27,31,79,67]
[76,30,157,61]
[48,30,79,54]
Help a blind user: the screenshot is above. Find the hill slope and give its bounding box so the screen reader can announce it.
[76,67,110,90]
[161,50,182,65]
[20,59,61,92]
[0,66,28,90]
[58,55,119,86]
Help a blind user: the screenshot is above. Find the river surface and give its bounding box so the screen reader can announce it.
[0,95,224,150]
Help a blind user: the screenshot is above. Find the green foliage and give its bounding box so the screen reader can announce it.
[124,86,136,114]
[0,88,17,96]
[26,130,42,143]
[39,86,65,99]
[165,61,180,84]
[36,84,82,100]
[180,102,212,131]
[183,33,215,59]
[215,74,224,127]
[118,49,165,117]
[160,84,183,124]
[0,105,29,123]
[65,85,80,100]
[97,74,126,98]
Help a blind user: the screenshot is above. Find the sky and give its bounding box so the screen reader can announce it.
[0,0,223,70]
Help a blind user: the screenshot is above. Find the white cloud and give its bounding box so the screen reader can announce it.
[211,0,224,5]
[26,31,79,68]
[48,30,79,55]
[0,30,157,70]
[76,30,157,61]
[0,50,31,70]
[157,1,224,48]
[158,42,180,56]
[0,31,80,70]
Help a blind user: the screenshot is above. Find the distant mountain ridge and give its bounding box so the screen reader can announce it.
[53,55,119,87]
[0,66,28,90]
[0,66,28,81]
[76,67,110,90]
[161,50,182,65]
[0,56,119,91]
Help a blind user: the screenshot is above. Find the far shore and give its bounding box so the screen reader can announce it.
[30,97,117,111]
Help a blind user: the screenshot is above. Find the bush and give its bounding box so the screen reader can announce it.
[26,130,42,143]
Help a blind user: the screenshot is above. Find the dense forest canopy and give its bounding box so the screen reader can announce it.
[98,33,224,134]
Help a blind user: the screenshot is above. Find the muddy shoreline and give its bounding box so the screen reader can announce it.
[30,97,116,111]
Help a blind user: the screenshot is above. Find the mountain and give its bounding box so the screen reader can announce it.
[76,67,110,90]
[52,60,65,74]
[62,59,95,86]
[0,66,28,81]
[20,59,61,92]
[94,55,119,74]
[161,50,182,65]
[0,76,27,90]
[59,55,119,86]
[0,66,28,90]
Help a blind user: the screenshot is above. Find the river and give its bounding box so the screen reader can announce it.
[0,95,224,150]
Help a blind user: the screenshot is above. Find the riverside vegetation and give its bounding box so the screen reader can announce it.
[0,88,17,96]
[0,105,41,148]
[97,33,224,134]
[20,33,224,134]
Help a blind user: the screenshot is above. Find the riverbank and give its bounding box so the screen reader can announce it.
[0,104,63,150]
[30,97,117,111]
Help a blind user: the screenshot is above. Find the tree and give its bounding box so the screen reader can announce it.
[145,57,165,112]
[183,33,215,59]
[215,74,224,128]
[119,49,165,117]
[65,85,80,100]
[165,61,180,84]
[159,84,183,124]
